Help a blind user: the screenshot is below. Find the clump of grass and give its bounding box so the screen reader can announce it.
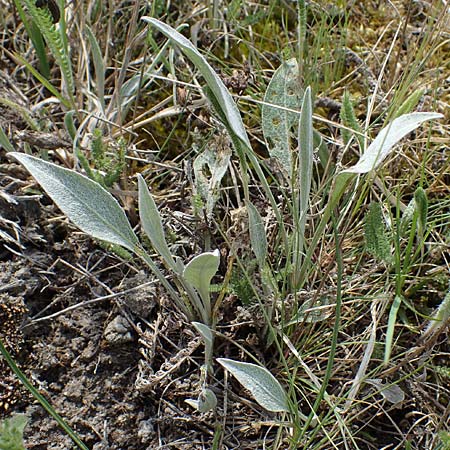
[2,0,449,448]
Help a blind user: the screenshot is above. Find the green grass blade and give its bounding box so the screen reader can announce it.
[0,126,14,152]
[394,89,425,118]
[19,0,74,93]
[13,53,72,108]
[297,171,354,288]
[0,338,89,450]
[11,0,50,78]
[29,21,51,78]
[301,212,343,435]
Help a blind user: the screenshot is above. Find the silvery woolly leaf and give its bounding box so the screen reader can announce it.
[342,112,442,174]
[193,143,231,220]
[10,153,139,252]
[197,388,217,413]
[192,322,213,350]
[246,201,267,266]
[297,86,313,211]
[183,250,220,301]
[262,58,302,177]
[141,17,250,148]
[366,379,405,405]
[287,294,333,324]
[185,388,217,413]
[138,174,179,272]
[217,358,289,413]
[423,290,450,339]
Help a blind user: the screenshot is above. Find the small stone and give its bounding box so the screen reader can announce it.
[137,419,155,443]
[104,315,133,344]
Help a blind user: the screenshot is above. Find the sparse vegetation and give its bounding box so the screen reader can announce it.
[0,1,449,449]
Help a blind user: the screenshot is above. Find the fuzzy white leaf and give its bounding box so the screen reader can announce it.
[11,153,139,251]
[193,144,231,220]
[198,388,217,412]
[342,112,442,174]
[183,250,220,301]
[262,58,302,176]
[366,379,405,405]
[142,17,250,148]
[192,322,213,349]
[138,174,179,272]
[217,358,289,413]
[246,202,267,265]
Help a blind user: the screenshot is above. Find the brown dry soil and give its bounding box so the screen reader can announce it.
[0,175,194,449]
[1,2,450,449]
[0,160,260,449]
[0,81,249,446]
[0,132,265,449]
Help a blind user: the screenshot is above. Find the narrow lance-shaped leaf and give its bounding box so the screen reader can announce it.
[10,153,139,252]
[297,86,313,231]
[292,87,313,288]
[246,201,267,266]
[192,321,214,372]
[192,322,214,356]
[217,358,289,413]
[141,17,250,148]
[342,112,443,174]
[385,294,403,364]
[138,174,179,272]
